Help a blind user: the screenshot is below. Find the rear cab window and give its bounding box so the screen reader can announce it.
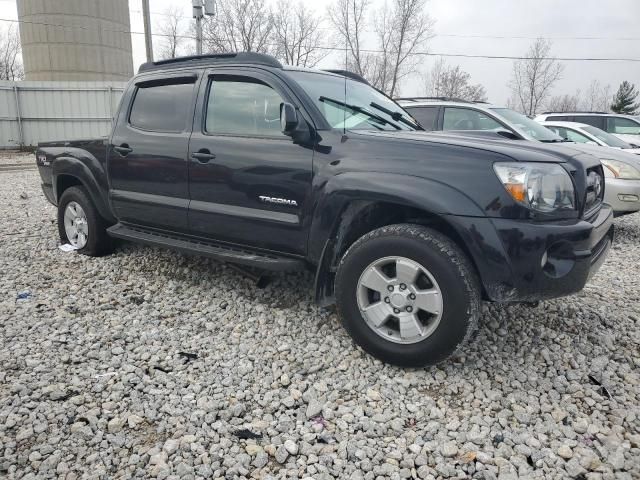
[129,79,196,132]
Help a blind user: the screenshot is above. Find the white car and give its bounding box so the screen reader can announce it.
[398,99,640,215]
[538,121,640,155]
[534,112,640,147]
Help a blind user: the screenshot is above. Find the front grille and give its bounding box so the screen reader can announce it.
[583,165,604,217]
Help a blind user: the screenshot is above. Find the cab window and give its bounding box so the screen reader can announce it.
[205,77,285,137]
[129,82,195,132]
[443,107,503,131]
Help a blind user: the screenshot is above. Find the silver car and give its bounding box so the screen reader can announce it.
[398,98,640,215]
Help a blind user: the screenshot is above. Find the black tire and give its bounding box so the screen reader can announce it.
[335,224,481,367]
[58,186,112,256]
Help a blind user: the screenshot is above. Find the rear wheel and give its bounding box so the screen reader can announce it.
[335,224,480,367]
[58,186,112,256]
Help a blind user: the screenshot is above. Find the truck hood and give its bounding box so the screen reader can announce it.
[354,130,602,170]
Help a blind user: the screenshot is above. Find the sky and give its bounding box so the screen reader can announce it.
[3,0,640,104]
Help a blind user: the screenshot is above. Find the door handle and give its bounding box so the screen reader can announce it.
[191,150,216,163]
[114,144,133,156]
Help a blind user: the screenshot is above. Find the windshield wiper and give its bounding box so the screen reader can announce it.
[369,102,421,130]
[319,96,401,130]
[540,138,571,143]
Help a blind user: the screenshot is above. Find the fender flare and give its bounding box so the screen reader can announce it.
[310,172,487,305]
[53,155,115,223]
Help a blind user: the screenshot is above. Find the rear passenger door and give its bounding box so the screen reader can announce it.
[109,73,199,231]
[187,68,313,255]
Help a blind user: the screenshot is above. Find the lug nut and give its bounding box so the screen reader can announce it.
[387,285,394,292]
[406,306,413,312]
[399,283,406,290]
[384,297,390,303]
[409,293,416,300]
[393,308,400,314]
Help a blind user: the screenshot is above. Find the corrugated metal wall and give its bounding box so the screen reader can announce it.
[0,81,126,148]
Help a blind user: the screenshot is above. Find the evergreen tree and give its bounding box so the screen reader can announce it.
[611,81,640,114]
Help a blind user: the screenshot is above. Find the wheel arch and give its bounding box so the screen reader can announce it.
[53,158,115,224]
[311,174,489,306]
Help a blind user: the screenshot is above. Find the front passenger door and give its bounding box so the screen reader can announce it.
[187,69,314,255]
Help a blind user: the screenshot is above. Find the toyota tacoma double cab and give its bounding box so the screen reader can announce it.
[36,53,614,367]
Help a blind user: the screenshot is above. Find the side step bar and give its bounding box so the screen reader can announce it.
[107,223,306,272]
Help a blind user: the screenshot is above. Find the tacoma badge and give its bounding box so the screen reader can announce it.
[259,195,298,207]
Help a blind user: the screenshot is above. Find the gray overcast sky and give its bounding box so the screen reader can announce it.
[5,0,640,103]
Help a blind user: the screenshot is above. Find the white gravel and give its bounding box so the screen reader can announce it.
[1,151,639,479]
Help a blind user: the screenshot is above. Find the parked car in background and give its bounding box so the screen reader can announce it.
[34,54,615,367]
[533,112,640,147]
[539,121,640,154]
[398,98,640,215]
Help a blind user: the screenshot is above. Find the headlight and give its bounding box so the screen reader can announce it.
[601,159,640,179]
[494,162,576,212]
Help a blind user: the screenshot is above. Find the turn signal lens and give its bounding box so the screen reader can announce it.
[504,183,526,202]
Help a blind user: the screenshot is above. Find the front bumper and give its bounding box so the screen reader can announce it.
[604,178,640,214]
[449,205,614,302]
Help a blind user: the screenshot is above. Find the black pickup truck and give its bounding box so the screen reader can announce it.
[36,53,613,366]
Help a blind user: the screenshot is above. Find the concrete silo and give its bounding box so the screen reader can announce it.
[17,0,134,81]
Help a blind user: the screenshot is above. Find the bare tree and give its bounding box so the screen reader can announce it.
[508,38,564,115]
[582,80,612,112]
[328,0,434,96]
[425,58,487,101]
[155,6,188,60]
[546,91,581,112]
[386,0,434,97]
[0,24,23,80]
[202,0,274,54]
[327,0,373,78]
[272,0,328,67]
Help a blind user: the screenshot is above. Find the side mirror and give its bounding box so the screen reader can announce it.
[280,103,298,135]
[496,129,520,140]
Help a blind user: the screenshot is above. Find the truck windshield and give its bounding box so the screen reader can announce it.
[491,108,563,142]
[288,70,419,131]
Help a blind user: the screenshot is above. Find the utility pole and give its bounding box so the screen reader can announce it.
[193,0,203,55]
[142,0,153,62]
[194,0,215,55]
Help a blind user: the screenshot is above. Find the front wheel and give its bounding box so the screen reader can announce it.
[335,224,481,367]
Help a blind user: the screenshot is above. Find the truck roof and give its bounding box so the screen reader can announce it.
[138,52,371,85]
[138,52,283,73]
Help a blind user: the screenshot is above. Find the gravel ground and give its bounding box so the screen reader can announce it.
[1,151,639,480]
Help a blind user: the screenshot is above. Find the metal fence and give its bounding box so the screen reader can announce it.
[0,80,127,149]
